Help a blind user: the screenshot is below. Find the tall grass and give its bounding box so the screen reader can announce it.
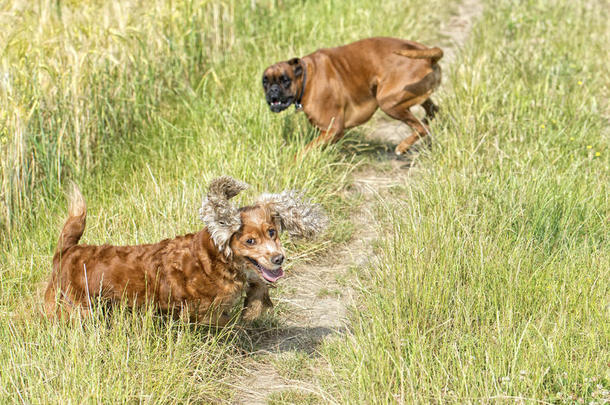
[0,0,235,233]
[322,0,609,402]
[0,0,454,402]
[0,308,238,402]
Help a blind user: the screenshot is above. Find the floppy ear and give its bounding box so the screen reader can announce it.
[288,57,303,77]
[257,191,327,239]
[199,176,249,257]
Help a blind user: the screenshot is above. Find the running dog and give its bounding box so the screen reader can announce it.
[263,37,443,155]
[44,177,327,325]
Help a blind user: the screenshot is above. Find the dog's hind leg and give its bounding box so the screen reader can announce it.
[394,110,430,155]
[422,98,438,124]
[379,96,431,155]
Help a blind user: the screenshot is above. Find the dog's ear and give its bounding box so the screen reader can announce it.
[199,176,249,257]
[288,57,303,78]
[257,191,327,239]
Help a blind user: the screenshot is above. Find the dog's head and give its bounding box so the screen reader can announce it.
[262,58,304,113]
[200,177,327,284]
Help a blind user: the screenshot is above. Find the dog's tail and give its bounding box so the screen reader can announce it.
[54,182,87,260]
[394,47,443,64]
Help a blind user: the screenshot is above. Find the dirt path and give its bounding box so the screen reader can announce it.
[231,2,483,403]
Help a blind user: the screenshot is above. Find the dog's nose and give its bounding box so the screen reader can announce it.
[269,84,280,96]
[271,254,284,266]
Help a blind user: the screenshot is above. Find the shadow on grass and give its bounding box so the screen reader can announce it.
[280,114,432,169]
[31,293,342,357]
[336,128,433,169]
[235,322,347,356]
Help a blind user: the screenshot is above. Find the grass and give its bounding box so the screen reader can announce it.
[0,0,453,402]
[0,0,232,232]
[1,0,607,402]
[1,308,237,402]
[320,0,609,403]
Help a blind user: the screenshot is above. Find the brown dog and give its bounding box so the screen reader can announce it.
[262,37,443,155]
[44,177,326,325]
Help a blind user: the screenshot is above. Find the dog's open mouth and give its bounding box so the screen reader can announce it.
[246,257,284,283]
[267,98,293,112]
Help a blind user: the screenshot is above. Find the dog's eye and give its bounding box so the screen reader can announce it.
[268,229,276,238]
[262,77,268,86]
[246,238,256,245]
[281,75,291,86]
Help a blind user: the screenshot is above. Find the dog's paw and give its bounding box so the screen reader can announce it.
[241,303,263,322]
[395,145,407,155]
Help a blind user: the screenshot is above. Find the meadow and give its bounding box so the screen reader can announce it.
[1,0,608,403]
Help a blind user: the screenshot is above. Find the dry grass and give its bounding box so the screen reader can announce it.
[0,0,234,233]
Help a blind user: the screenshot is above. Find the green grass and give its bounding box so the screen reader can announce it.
[321,0,609,403]
[1,308,237,402]
[1,0,607,402]
[0,0,454,402]
[0,0,230,232]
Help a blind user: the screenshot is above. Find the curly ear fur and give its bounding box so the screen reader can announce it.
[199,176,249,256]
[257,191,327,239]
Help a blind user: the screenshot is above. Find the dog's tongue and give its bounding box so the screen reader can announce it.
[260,267,284,283]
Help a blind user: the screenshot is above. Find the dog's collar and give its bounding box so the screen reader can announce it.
[294,61,307,111]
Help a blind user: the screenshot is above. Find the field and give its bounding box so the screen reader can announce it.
[1,0,608,403]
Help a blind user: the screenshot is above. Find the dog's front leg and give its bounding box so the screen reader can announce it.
[242,281,273,322]
[184,301,232,327]
[302,116,345,154]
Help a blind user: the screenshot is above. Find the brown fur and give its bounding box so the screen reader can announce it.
[44,178,326,325]
[262,37,443,155]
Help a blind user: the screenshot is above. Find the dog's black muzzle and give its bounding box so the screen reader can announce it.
[266,84,293,112]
